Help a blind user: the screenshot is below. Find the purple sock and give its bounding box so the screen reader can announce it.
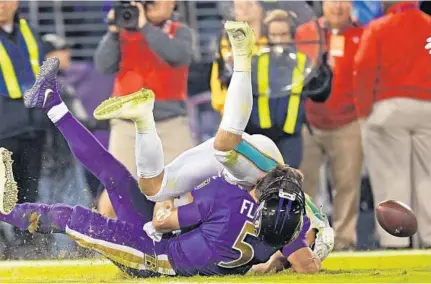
[0,203,73,233]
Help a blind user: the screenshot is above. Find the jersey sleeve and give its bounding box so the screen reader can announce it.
[281,215,311,258]
[177,178,218,229]
[177,202,202,229]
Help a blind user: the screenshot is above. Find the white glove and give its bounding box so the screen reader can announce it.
[143,222,163,242]
[313,226,335,261]
[426,37,431,54]
[304,194,335,261]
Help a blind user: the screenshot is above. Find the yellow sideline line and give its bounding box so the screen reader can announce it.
[0,250,429,268]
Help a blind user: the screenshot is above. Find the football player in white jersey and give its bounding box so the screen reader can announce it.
[94,21,334,267]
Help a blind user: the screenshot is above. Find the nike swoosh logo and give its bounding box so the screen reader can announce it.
[43,89,53,107]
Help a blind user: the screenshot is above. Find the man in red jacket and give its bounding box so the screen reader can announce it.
[94,0,194,218]
[297,0,363,251]
[355,1,431,249]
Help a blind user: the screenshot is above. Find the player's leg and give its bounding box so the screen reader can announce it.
[213,21,254,152]
[212,22,283,187]
[0,203,173,277]
[0,156,173,277]
[93,88,165,201]
[64,206,175,276]
[22,58,152,222]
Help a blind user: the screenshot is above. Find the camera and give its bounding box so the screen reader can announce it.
[114,1,140,30]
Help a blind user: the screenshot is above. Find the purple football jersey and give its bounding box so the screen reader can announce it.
[166,176,309,276]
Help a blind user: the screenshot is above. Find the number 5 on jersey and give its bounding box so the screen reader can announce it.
[218,221,257,268]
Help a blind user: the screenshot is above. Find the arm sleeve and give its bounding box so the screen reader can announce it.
[354,26,378,117]
[94,32,121,74]
[140,24,193,67]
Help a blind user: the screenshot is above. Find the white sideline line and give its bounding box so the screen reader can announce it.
[0,250,429,269]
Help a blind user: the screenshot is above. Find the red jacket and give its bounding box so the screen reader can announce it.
[354,2,431,117]
[297,19,363,130]
[113,22,188,101]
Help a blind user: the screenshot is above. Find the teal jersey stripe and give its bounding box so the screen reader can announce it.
[234,140,278,173]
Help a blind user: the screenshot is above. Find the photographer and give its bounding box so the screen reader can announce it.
[94,0,194,218]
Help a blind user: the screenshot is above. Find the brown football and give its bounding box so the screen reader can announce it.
[376,200,417,238]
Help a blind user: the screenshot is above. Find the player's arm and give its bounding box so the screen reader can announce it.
[152,198,202,233]
[251,250,289,274]
[251,245,321,274]
[288,247,321,274]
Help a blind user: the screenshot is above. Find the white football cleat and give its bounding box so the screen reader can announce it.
[93,88,155,122]
[224,21,255,72]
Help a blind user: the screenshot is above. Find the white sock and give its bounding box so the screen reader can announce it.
[135,113,156,133]
[136,128,165,179]
[47,102,69,123]
[219,71,252,135]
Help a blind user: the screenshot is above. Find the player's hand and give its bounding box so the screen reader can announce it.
[251,251,287,274]
[153,199,174,223]
[313,226,334,261]
[251,262,272,274]
[131,1,147,29]
[425,37,431,54]
[107,9,119,33]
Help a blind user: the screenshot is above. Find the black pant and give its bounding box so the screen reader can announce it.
[0,132,45,244]
[0,132,45,204]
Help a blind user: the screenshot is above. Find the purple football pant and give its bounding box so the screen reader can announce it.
[0,112,175,276]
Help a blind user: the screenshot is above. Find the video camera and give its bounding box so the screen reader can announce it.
[113,1,154,30]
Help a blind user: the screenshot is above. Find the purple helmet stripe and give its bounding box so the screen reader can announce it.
[279,199,293,232]
[274,197,284,232]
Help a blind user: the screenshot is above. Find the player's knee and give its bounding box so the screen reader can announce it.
[214,148,231,165]
[138,174,166,202]
[214,129,242,152]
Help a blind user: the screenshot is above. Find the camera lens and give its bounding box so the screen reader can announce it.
[123,11,132,20]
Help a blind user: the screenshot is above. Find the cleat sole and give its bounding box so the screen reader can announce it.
[0,148,18,215]
[93,89,155,120]
[23,57,59,108]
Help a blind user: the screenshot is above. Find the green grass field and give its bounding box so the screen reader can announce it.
[0,250,430,283]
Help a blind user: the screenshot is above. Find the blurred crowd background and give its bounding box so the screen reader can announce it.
[0,0,430,260]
